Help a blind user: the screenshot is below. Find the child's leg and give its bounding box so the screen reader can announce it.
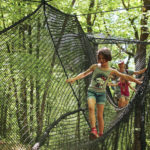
[118,96,125,107]
[117,94,121,107]
[124,97,129,106]
[88,98,98,139]
[126,100,129,105]
[121,96,126,107]
[97,104,104,135]
[123,100,127,106]
[118,98,122,107]
[88,98,96,128]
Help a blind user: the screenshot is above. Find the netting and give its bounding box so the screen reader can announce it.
[0,1,150,150]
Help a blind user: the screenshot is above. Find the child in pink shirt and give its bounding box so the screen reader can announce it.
[109,78,136,107]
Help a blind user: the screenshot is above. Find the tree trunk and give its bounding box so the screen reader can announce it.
[19,27,30,143]
[7,41,23,140]
[35,17,41,141]
[133,1,149,150]
[86,0,95,33]
[0,89,8,138]
[3,86,10,138]
[37,51,56,140]
[28,24,34,135]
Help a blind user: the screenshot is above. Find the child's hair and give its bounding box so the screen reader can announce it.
[97,47,112,61]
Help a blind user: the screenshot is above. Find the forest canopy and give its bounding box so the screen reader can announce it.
[0,0,150,150]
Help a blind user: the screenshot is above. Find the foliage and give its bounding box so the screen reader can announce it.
[0,0,150,149]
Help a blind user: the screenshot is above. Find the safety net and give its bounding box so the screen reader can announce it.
[0,1,150,150]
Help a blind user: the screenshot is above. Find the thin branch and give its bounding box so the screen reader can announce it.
[71,0,76,7]
[121,0,139,39]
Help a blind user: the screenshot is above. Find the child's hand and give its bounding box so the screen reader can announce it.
[137,80,142,84]
[66,78,75,84]
[138,76,144,81]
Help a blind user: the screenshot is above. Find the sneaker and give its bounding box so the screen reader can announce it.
[89,129,98,140]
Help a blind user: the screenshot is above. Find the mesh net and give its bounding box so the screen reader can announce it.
[0,2,150,150]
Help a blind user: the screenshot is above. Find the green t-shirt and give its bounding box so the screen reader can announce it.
[88,66,111,93]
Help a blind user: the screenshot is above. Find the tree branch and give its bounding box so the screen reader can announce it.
[121,0,139,39]
[86,0,95,33]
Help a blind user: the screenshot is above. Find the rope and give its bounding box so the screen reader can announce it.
[0,3,43,34]
[87,34,150,45]
[75,5,150,16]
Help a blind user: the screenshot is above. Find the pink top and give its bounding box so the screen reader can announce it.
[118,82,130,96]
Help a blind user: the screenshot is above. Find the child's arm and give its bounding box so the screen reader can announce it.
[107,82,118,86]
[66,64,96,84]
[111,69,142,84]
[129,84,136,92]
[133,68,147,75]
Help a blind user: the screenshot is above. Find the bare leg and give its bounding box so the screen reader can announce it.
[118,98,122,108]
[118,96,125,107]
[124,98,129,106]
[121,96,126,107]
[88,98,96,128]
[88,98,98,139]
[97,104,104,135]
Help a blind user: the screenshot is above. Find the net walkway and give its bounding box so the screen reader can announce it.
[0,1,150,150]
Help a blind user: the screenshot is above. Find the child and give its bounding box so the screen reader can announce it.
[66,47,141,139]
[108,78,136,108]
[112,60,146,104]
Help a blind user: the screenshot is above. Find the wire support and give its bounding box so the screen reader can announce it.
[87,35,150,45]
[76,5,150,16]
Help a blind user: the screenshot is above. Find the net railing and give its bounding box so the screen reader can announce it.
[0,2,97,150]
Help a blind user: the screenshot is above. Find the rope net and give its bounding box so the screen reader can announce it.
[0,2,150,150]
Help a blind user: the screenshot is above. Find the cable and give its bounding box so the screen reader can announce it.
[87,34,150,45]
[76,5,150,16]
